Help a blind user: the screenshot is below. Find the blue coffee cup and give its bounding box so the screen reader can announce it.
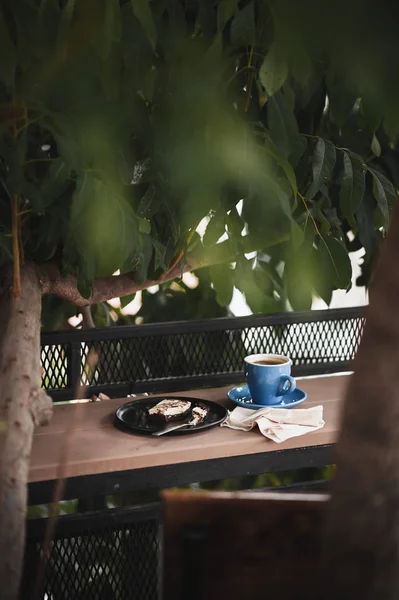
[244,354,296,406]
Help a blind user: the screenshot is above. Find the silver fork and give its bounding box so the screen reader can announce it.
[152,414,200,437]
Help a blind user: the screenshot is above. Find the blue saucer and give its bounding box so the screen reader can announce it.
[227,385,307,410]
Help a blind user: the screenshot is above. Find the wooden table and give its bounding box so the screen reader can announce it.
[28,374,349,504]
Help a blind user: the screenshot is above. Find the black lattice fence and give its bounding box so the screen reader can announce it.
[41,344,69,390]
[40,307,365,402]
[22,505,161,600]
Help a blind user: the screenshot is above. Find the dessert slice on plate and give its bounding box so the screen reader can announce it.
[148,399,192,422]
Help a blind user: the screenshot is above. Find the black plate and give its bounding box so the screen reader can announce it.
[114,397,227,436]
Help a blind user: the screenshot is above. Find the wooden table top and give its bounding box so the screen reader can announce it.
[29,374,349,484]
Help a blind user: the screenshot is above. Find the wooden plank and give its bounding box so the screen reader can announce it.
[28,375,349,483]
[163,489,327,600]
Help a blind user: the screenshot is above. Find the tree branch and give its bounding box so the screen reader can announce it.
[81,306,95,329]
[30,389,53,427]
[39,231,288,307]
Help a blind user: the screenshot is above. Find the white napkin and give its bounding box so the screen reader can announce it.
[221,405,324,443]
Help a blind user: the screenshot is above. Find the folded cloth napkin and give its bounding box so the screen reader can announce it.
[221,405,324,443]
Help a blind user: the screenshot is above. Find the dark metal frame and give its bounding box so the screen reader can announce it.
[41,306,364,402]
[23,503,162,600]
[26,502,162,540]
[29,444,334,505]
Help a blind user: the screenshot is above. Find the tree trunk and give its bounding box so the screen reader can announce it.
[324,205,399,600]
[0,264,52,600]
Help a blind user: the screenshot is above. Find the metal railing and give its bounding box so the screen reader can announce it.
[40,307,365,402]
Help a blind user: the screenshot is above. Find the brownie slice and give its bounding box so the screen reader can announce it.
[190,403,210,426]
[148,399,192,422]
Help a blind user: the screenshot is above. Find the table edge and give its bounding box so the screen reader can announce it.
[28,442,334,505]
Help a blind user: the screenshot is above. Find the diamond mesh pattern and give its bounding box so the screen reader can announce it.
[40,345,68,390]
[78,317,364,386]
[22,518,160,600]
[40,312,365,397]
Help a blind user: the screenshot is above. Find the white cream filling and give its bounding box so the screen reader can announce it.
[191,406,209,424]
[148,400,191,416]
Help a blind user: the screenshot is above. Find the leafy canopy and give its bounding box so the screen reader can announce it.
[0,0,398,318]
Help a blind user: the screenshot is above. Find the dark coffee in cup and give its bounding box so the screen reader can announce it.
[253,357,287,366]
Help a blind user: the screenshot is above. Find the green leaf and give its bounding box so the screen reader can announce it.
[289,46,312,86]
[316,207,332,235]
[59,0,77,42]
[19,181,43,215]
[235,259,280,313]
[131,0,157,50]
[307,139,336,201]
[286,267,313,310]
[356,190,378,254]
[326,70,357,130]
[313,245,333,305]
[361,98,382,133]
[198,0,217,37]
[203,213,226,247]
[275,176,294,217]
[35,0,61,59]
[226,207,243,238]
[370,168,396,228]
[7,133,28,196]
[0,8,16,88]
[371,134,381,157]
[136,234,153,284]
[380,153,399,191]
[206,33,223,63]
[77,266,94,300]
[188,231,201,252]
[45,157,69,187]
[140,65,157,103]
[283,81,295,112]
[137,184,158,218]
[285,236,314,311]
[268,91,299,158]
[260,44,288,97]
[93,302,112,327]
[372,169,397,212]
[291,220,304,250]
[209,264,233,306]
[121,4,153,86]
[339,152,366,226]
[39,157,70,208]
[69,172,138,277]
[372,206,385,230]
[139,218,151,234]
[101,43,122,101]
[264,137,297,197]
[383,110,399,144]
[165,0,186,29]
[257,259,284,295]
[152,239,168,271]
[230,1,255,46]
[217,0,238,30]
[253,269,281,313]
[289,136,307,169]
[120,292,137,309]
[318,236,352,290]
